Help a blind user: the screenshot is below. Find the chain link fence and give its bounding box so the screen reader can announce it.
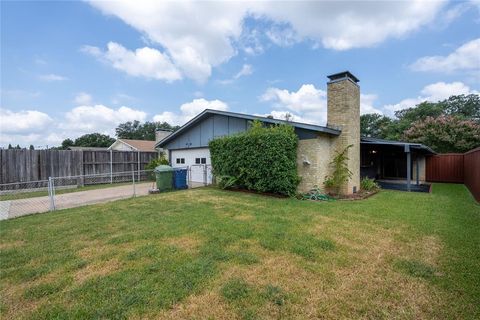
[187,164,213,188]
[0,170,155,220]
[0,165,215,220]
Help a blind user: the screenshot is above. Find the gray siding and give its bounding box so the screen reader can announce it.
[165,114,249,150]
[164,114,321,150]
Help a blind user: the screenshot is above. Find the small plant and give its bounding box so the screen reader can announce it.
[217,175,238,189]
[145,156,169,181]
[221,278,252,301]
[301,185,334,201]
[395,259,436,280]
[360,177,380,192]
[145,155,169,170]
[323,145,353,195]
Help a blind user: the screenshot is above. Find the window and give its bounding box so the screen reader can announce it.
[201,158,206,164]
[176,158,185,164]
[195,158,200,164]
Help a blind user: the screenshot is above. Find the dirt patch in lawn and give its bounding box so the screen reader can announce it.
[152,290,237,320]
[74,258,122,283]
[0,240,24,250]
[164,236,202,252]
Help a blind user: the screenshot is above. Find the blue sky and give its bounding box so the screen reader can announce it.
[1,0,479,147]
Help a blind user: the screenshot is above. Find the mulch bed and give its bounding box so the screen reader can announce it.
[330,189,380,201]
[223,187,289,198]
[223,187,379,201]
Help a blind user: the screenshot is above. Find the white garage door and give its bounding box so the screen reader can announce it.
[171,148,213,184]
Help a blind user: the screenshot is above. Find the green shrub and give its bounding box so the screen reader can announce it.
[145,155,169,170]
[323,145,352,195]
[360,177,380,191]
[209,120,300,196]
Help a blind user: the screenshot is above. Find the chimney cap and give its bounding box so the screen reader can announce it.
[327,71,359,83]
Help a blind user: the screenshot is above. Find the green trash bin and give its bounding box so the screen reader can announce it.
[154,165,174,192]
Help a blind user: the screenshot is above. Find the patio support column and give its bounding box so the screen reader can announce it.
[416,155,419,185]
[405,144,411,192]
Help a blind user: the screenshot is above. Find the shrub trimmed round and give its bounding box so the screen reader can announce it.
[209,121,299,196]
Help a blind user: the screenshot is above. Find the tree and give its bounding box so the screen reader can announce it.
[403,116,480,153]
[8,144,13,149]
[442,94,480,121]
[360,94,480,144]
[73,133,115,147]
[29,145,35,150]
[360,113,393,138]
[115,120,179,140]
[60,138,75,150]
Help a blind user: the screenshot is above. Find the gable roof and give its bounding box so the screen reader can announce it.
[113,139,157,152]
[360,137,436,154]
[156,109,341,148]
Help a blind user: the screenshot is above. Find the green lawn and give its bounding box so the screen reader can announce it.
[0,184,479,319]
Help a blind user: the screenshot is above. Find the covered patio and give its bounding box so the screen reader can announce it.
[360,137,436,192]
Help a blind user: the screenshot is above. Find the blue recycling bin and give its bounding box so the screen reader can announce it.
[173,168,188,189]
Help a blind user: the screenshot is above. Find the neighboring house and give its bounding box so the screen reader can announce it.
[108,139,157,152]
[156,71,435,194]
[67,146,109,151]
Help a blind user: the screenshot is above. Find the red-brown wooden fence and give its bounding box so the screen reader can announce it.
[426,147,480,202]
[425,154,464,183]
[464,147,480,202]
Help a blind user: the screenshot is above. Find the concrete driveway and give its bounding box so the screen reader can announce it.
[0,182,153,220]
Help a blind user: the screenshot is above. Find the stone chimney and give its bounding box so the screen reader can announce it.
[327,71,360,194]
[155,129,172,143]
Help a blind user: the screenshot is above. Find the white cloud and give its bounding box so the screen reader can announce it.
[410,38,480,73]
[260,84,327,124]
[0,109,53,134]
[261,84,382,124]
[87,0,446,82]
[257,110,309,123]
[266,25,299,47]
[153,98,228,126]
[384,81,478,115]
[1,103,149,148]
[83,42,182,82]
[234,64,253,79]
[219,64,254,84]
[38,74,68,81]
[257,1,446,51]
[61,105,147,134]
[74,92,93,105]
[360,94,383,115]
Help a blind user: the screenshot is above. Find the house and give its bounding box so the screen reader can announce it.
[156,71,435,194]
[108,139,157,152]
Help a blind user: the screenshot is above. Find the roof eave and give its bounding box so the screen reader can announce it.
[156,109,341,148]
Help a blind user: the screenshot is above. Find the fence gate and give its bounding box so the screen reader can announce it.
[188,165,213,187]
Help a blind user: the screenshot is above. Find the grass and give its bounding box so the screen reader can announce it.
[0,184,479,319]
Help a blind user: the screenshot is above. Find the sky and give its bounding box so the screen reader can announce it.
[1,0,479,148]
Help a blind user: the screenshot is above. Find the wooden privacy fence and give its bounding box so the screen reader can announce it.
[0,149,158,184]
[425,153,464,183]
[463,148,480,202]
[426,147,480,202]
